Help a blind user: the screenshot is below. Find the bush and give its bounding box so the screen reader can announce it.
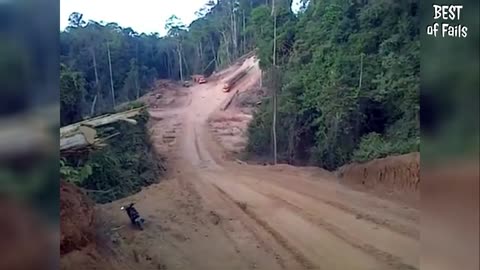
[352,132,418,163]
[63,110,166,203]
[246,104,272,155]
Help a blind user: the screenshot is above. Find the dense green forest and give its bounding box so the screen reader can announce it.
[60,0,266,125]
[247,0,419,169]
[60,0,419,169]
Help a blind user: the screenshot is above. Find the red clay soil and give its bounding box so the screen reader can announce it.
[60,181,147,270]
[336,153,420,204]
[60,180,95,255]
[0,198,55,270]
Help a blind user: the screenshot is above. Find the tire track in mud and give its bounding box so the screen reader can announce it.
[238,169,418,239]
[211,184,316,270]
[259,191,418,270]
[207,172,416,270]
[186,171,301,270]
[193,126,204,164]
[229,172,419,268]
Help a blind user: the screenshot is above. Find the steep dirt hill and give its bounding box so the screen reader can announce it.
[60,181,156,270]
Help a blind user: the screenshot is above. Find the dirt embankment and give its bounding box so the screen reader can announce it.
[336,153,420,204]
[0,198,55,270]
[60,181,128,270]
[60,181,95,255]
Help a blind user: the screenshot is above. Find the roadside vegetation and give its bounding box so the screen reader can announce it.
[60,109,166,203]
[246,0,419,169]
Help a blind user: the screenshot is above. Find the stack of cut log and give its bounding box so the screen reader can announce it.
[223,65,255,92]
[60,107,144,153]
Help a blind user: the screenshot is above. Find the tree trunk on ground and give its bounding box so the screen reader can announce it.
[60,107,143,135]
[225,65,254,89]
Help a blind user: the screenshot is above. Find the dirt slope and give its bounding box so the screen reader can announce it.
[94,56,420,270]
[337,153,420,205]
[60,181,95,255]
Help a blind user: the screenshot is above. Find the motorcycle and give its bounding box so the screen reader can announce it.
[120,203,145,230]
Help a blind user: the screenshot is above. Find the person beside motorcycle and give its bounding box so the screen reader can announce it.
[121,203,145,230]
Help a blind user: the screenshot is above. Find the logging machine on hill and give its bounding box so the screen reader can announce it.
[222,66,254,92]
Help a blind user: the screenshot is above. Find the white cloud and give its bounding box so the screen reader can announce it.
[60,0,210,35]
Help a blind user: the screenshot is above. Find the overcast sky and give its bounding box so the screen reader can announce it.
[60,0,210,35]
[61,0,302,36]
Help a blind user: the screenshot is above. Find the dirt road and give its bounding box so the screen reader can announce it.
[100,57,419,270]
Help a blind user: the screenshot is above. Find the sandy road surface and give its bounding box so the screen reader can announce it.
[101,57,419,270]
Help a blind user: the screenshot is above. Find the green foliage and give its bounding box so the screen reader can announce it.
[247,0,420,169]
[60,64,86,125]
[62,111,165,203]
[60,159,93,184]
[247,103,272,155]
[352,132,419,163]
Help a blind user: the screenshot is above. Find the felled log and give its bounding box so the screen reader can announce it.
[60,107,143,137]
[221,89,240,111]
[60,126,96,151]
[223,65,254,92]
[235,159,247,165]
[60,107,144,153]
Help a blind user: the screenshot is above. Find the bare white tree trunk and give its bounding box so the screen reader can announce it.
[243,10,246,54]
[231,1,237,58]
[135,42,140,99]
[177,42,183,81]
[199,40,204,73]
[209,37,218,69]
[107,42,115,108]
[272,0,278,164]
[221,30,231,66]
[90,47,100,116]
[260,70,263,87]
[358,53,364,94]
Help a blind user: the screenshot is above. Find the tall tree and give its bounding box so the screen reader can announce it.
[165,15,187,81]
[271,0,278,164]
